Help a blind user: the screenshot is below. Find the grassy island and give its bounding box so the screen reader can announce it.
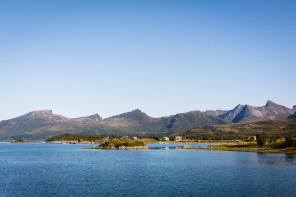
[11,139,25,143]
[94,140,149,150]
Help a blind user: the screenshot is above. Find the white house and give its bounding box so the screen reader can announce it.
[163,137,169,141]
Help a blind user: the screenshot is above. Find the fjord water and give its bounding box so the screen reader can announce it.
[1,143,296,197]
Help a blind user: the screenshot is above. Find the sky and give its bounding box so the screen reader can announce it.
[0,0,295,120]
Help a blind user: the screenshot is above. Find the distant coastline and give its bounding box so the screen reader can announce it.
[177,143,296,154]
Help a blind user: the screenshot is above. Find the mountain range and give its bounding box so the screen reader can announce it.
[203,100,296,123]
[0,109,230,140]
[0,100,295,140]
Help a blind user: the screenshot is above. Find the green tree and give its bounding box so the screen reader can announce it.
[256,132,268,146]
[284,135,295,147]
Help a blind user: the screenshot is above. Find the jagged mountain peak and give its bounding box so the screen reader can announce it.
[130,109,144,113]
[95,113,103,120]
[217,100,294,123]
[125,109,149,117]
[234,104,244,109]
[293,105,296,109]
[265,100,278,107]
[105,109,151,122]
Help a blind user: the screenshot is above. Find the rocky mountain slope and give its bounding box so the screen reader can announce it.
[203,110,228,117]
[203,100,295,123]
[0,109,230,140]
[288,112,296,119]
[74,113,103,122]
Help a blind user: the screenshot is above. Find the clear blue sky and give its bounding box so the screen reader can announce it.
[0,0,295,120]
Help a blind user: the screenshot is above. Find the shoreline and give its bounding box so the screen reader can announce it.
[177,144,296,154]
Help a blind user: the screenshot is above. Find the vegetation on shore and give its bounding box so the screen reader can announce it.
[43,132,296,153]
[171,119,296,140]
[11,139,25,143]
[45,134,120,142]
[94,140,148,150]
[205,134,296,153]
[100,140,145,148]
[45,134,233,144]
[44,129,296,154]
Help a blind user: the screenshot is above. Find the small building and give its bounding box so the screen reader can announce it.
[235,140,240,143]
[175,136,182,141]
[248,136,257,142]
[163,137,169,141]
[132,137,138,140]
[78,139,84,142]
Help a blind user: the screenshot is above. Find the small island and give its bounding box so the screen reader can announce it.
[93,140,149,150]
[11,139,25,143]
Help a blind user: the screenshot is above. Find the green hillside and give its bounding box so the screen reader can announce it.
[170,119,296,140]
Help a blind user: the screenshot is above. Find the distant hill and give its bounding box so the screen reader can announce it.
[203,100,295,123]
[104,109,152,122]
[0,109,230,141]
[171,119,296,140]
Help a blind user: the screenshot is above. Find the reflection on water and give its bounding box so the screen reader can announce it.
[149,146,176,150]
[234,152,296,166]
[285,154,295,162]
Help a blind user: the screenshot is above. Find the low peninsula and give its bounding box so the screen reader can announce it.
[11,139,25,143]
[93,140,149,150]
[177,137,296,154]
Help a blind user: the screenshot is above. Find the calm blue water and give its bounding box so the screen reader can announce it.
[1,142,296,197]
